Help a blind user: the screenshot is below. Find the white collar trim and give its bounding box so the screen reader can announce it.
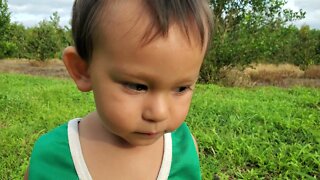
[68,118,172,180]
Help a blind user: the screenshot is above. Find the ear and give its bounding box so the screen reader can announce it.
[62,46,92,92]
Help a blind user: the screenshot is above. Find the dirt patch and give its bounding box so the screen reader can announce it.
[0,59,70,78]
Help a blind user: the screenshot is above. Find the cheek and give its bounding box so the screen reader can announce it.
[95,99,140,133]
[93,87,141,127]
[169,95,193,130]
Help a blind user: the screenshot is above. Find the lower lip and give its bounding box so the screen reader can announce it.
[136,132,160,137]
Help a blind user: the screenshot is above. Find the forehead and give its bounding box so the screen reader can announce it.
[94,0,205,53]
[92,25,204,86]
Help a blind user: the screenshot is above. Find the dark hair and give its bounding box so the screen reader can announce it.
[71,0,213,62]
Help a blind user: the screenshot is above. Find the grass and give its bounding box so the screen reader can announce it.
[191,85,320,179]
[1,73,319,179]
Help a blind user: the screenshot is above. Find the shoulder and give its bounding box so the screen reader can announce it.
[172,123,199,153]
[29,122,78,179]
[171,122,198,150]
[169,122,201,179]
[31,123,69,156]
[171,122,193,143]
[171,122,198,157]
[36,123,69,146]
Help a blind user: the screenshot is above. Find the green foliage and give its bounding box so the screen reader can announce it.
[0,0,11,58]
[1,11,71,60]
[26,12,70,61]
[209,0,305,35]
[27,21,60,61]
[0,0,10,39]
[5,23,28,58]
[200,0,308,82]
[291,25,320,67]
[1,74,319,179]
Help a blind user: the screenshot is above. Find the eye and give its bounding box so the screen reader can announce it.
[175,86,192,94]
[124,83,148,92]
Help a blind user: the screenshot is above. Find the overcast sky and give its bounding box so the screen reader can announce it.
[7,0,320,29]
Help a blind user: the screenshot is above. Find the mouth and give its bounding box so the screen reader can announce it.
[135,132,161,137]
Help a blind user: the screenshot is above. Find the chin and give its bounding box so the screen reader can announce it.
[124,136,162,147]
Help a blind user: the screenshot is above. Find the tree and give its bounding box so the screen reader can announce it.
[50,12,73,55]
[292,25,320,67]
[200,0,306,82]
[26,12,71,61]
[6,23,28,58]
[27,12,61,61]
[0,0,10,39]
[0,0,12,58]
[209,0,305,36]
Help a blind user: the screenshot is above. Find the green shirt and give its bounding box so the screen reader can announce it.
[29,119,201,179]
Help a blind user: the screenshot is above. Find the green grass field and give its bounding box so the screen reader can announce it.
[1,73,319,179]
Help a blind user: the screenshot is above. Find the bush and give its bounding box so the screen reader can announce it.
[27,21,61,61]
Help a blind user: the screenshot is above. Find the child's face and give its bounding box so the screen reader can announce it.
[86,2,206,146]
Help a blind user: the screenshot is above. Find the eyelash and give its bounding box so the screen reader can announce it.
[123,83,148,92]
[175,86,193,94]
[123,83,193,94]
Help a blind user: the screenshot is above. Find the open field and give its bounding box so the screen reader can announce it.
[0,59,68,78]
[1,73,319,179]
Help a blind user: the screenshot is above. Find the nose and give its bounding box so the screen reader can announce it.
[142,94,169,122]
